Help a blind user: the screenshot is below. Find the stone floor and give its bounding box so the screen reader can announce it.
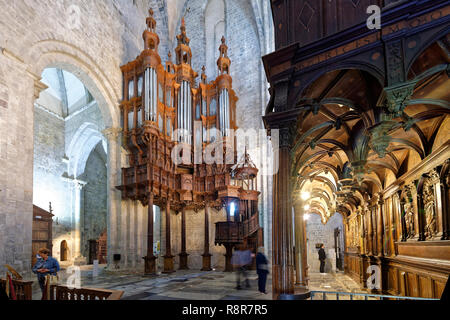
[306,272,375,300]
[31,266,366,300]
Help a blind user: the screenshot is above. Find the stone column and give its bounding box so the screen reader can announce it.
[272,125,295,299]
[179,206,189,270]
[293,202,307,287]
[201,205,212,271]
[163,199,175,273]
[103,127,122,270]
[143,193,156,274]
[72,180,87,265]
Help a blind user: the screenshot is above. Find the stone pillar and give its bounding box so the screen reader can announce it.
[103,127,122,270]
[272,125,295,299]
[72,180,87,265]
[293,202,308,287]
[201,205,212,271]
[179,206,189,270]
[143,193,156,274]
[163,199,175,273]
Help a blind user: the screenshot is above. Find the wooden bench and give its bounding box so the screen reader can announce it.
[49,284,124,300]
[0,278,33,300]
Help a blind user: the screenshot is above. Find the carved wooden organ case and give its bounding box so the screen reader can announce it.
[116,10,252,217]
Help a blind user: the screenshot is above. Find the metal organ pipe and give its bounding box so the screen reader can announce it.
[152,68,157,122]
[185,81,188,143]
[178,83,181,140]
[145,68,149,120]
[188,83,192,144]
[225,89,229,133]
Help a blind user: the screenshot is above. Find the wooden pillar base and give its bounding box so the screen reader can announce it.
[273,264,295,300]
[179,252,189,270]
[224,244,234,272]
[143,255,157,275]
[163,255,175,273]
[201,253,212,271]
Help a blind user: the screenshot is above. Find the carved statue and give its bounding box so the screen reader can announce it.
[403,202,415,239]
[423,183,436,239]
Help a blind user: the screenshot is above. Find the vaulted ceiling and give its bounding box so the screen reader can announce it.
[294,38,450,220]
[39,68,93,118]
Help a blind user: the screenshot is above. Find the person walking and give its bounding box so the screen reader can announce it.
[318,244,326,274]
[256,247,269,294]
[32,248,60,295]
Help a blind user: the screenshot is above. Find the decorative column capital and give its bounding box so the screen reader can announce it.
[383,81,416,117]
[377,193,385,206]
[102,127,122,141]
[34,79,48,100]
[428,168,440,184]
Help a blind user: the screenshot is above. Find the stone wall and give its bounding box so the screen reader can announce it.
[80,143,107,258]
[306,213,345,273]
[0,0,274,274]
[33,105,68,223]
[0,54,35,276]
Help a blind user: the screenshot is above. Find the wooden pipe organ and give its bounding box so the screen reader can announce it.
[116,9,261,273]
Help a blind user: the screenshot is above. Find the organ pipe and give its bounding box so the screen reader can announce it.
[145,68,150,120]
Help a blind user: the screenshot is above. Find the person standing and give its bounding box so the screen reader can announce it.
[32,248,60,295]
[256,247,269,294]
[318,244,326,274]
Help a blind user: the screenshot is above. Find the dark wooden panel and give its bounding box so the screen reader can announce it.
[434,280,446,298]
[290,0,323,47]
[418,275,433,298]
[407,273,419,297]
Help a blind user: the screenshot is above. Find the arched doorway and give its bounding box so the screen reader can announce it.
[33,67,108,265]
[60,240,68,261]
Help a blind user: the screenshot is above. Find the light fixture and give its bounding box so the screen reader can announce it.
[301,191,311,201]
[304,204,310,210]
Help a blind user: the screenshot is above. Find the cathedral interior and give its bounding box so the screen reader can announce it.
[0,0,449,303]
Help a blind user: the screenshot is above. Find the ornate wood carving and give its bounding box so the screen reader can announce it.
[117,10,262,274]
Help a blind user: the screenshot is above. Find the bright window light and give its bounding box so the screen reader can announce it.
[304,213,310,221]
[304,204,310,210]
[230,202,235,217]
[301,191,311,201]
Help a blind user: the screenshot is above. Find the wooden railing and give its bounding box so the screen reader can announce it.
[49,285,124,300]
[242,214,259,237]
[0,278,33,300]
